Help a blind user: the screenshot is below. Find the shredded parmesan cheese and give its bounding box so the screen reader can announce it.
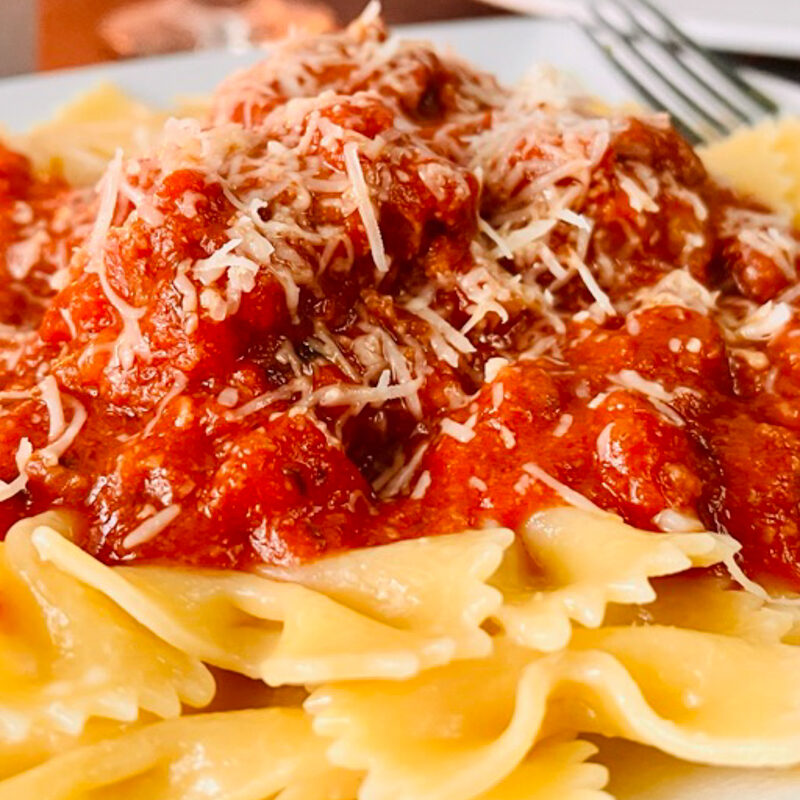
[0,438,33,502]
[608,369,675,402]
[478,217,513,259]
[39,396,87,467]
[343,141,388,273]
[85,149,151,371]
[143,373,189,437]
[469,476,488,492]
[378,441,429,498]
[491,382,504,410]
[522,462,604,513]
[653,509,705,532]
[595,422,614,461]
[721,549,800,608]
[122,504,182,549]
[558,208,592,232]
[217,387,239,407]
[37,375,65,441]
[441,416,477,443]
[492,420,516,450]
[738,301,793,341]
[484,357,509,383]
[409,470,431,500]
[553,413,573,437]
[617,171,660,213]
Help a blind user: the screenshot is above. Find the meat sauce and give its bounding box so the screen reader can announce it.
[1,16,799,587]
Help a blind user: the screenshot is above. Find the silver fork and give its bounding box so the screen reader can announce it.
[481,0,779,144]
[582,0,779,143]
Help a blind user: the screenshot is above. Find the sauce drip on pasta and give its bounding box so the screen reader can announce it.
[1,14,799,587]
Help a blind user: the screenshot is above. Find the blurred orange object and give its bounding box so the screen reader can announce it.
[38,0,501,71]
[98,0,337,58]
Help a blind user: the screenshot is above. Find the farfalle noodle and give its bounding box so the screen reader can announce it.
[0,708,360,800]
[491,508,736,651]
[0,515,213,760]
[32,519,511,684]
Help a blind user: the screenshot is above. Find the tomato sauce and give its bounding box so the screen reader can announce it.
[1,18,799,587]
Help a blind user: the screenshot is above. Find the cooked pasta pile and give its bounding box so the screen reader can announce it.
[0,506,798,799]
[2,8,800,800]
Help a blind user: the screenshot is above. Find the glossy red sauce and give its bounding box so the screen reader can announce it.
[1,19,799,587]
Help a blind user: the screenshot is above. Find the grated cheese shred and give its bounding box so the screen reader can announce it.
[343,141,388,274]
[522,462,604,514]
[85,149,151,372]
[39,396,88,467]
[122,504,182,550]
[37,375,65,442]
[0,438,33,502]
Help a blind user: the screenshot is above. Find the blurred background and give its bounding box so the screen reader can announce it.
[9,0,503,73]
[1,0,798,79]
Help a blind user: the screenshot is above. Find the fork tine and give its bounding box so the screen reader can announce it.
[613,0,751,132]
[633,0,780,121]
[585,4,723,143]
[582,22,701,144]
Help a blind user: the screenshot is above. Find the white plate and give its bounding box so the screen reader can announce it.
[653,0,800,60]
[0,16,799,132]
[482,0,800,60]
[0,16,799,800]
